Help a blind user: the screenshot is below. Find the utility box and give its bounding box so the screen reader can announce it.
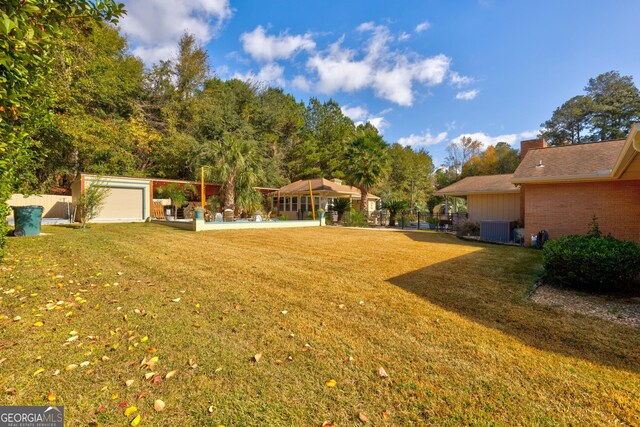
[480,220,516,243]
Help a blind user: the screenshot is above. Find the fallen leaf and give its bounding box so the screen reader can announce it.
[322,422,335,427]
[47,392,56,402]
[80,361,90,368]
[338,304,345,309]
[378,367,389,379]
[0,358,6,365]
[13,316,21,322]
[252,353,262,363]
[52,369,60,376]
[165,370,177,379]
[140,336,149,343]
[214,367,223,373]
[152,375,162,384]
[33,321,44,327]
[281,310,288,315]
[6,388,17,395]
[136,392,149,400]
[382,410,391,419]
[171,298,181,303]
[111,392,119,400]
[33,368,45,376]
[101,356,110,362]
[66,336,78,342]
[208,405,214,413]
[125,379,135,387]
[124,406,137,416]
[130,414,141,426]
[325,379,337,387]
[358,412,369,423]
[118,401,128,408]
[144,372,156,380]
[95,404,106,414]
[153,399,165,412]
[65,364,77,371]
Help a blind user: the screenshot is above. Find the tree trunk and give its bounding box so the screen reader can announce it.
[360,187,368,218]
[389,211,397,227]
[223,174,236,210]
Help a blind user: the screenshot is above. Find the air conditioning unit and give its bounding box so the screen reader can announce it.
[480,220,515,243]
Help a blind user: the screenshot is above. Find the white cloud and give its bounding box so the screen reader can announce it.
[415,21,431,33]
[291,75,311,91]
[397,131,448,147]
[240,26,316,62]
[234,63,285,87]
[306,24,453,106]
[120,0,233,64]
[450,130,540,148]
[455,89,480,100]
[398,32,411,41]
[449,71,475,87]
[340,105,390,133]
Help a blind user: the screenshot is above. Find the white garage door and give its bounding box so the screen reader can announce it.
[95,187,144,220]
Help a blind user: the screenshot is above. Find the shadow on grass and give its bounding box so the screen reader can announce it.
[388,231,640,374]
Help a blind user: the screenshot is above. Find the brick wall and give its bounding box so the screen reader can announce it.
[523,180,640,245]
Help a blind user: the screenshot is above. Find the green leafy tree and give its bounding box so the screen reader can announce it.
[540,95,592,145]
[290,98,356,179]
[76,181,111,228]
[540,71,640,145]
[343,125,389,217]
[383,143,434,210]
[0,0,125,255]
[586,71,640,141]
[382,198,408,227]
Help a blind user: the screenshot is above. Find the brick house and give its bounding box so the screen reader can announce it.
[435,123,640,244]
[512,123,640,245]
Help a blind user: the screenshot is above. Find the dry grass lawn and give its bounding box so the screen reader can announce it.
[0,223,639,426]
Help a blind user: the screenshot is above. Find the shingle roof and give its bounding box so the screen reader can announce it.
[512,139,626,183]
[434,174,519,196]
[277,178,379,199]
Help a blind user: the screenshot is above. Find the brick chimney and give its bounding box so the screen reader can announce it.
[518,138,547,228]
[520,138,547,161]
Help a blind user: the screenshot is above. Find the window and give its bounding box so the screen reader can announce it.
[291,196,298,212]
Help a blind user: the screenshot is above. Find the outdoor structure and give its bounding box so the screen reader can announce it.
[512,124,640,244]
[72,173,277,223]
[434,124,640,245]
[434,174,520,222]
[6,194,73,220]
[72,174,153,222]
[152,215,325,232]
[274,178,379,219]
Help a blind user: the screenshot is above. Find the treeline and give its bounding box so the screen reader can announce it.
[25,21,435,212]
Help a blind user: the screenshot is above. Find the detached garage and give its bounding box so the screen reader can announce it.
[72,174,152,222]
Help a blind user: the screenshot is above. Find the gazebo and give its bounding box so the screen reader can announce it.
[273,178,379,219]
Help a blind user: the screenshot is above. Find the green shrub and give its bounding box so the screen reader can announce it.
[345,210,368,227]
[543,235,640,292]
[455,219,480,237]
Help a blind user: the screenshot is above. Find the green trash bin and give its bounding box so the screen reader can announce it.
[11,205,44,237]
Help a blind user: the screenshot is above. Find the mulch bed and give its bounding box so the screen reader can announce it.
[530,284,640,328]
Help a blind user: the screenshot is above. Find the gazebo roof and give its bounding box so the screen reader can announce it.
[277,178,379,199]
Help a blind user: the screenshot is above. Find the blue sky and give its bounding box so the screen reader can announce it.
[119,0,640,166]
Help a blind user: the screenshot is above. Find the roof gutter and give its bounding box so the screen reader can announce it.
[611,123,640,178]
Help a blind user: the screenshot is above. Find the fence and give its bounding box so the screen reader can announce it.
[6,194,73,219]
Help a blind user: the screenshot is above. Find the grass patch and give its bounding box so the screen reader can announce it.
[0,224,638,426]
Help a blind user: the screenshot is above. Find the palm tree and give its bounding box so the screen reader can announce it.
[343,125,389,217]
[328,198,351,223]
[198,131,262,211]
[382,198,408,227]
